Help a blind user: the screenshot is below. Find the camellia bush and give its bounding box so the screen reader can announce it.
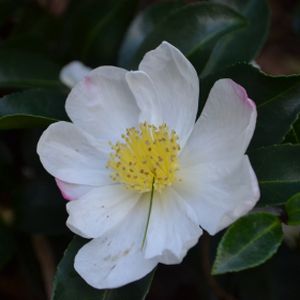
[0,0,300,299]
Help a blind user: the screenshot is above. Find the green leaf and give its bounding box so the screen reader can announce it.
[212,212,283,275]
[83,0,138,66]
[62,0,138,66]
[0,50,62,89]
[124,2,246,71]
[52,236,155,300]
[283,116,300,144]
[118,1,183,67]
[201,0,270,76]
[201,63,300,149]
[285,193,300,225]
[249,145,300,206]
[0,219,16,269]
[0,89,68,129]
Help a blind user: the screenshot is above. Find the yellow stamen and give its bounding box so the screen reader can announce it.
[107,122,180,192]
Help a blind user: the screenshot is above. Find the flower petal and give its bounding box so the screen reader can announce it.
[138,41,199,147]
[55,178,93,201]
[181,79,257,167]
[59,61,91,88]
[65,66,140,143]
[126,71,163,126]
[74,200,158,289]
[66,185,140,239]
[144,189,202,264]
[37,121,111,186]
[175,156,260,235]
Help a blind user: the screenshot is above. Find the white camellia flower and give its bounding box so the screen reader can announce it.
[37,41,260,289]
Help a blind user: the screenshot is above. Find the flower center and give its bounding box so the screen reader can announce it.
[107,122,180,192]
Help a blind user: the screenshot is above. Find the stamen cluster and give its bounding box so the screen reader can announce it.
[107,123,180,192]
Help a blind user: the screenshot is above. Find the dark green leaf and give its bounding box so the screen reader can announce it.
[212,212,283,274]
[0,89,68,129]
[201,0,270,76]
[52,236,155,300]
[201,63,300,149]
[249,145,300,206]
[285,193,300,225]
[0,218,16,269]
[62,0,138,66]
[125,2,246,71]
[0,50,62,89]
[283,116,300,144]
[118,1,183,67]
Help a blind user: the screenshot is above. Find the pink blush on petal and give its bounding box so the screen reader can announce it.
[55,178,73,201]
[246,97,256,109]
[84,76,93,88]
[229,79,256,109]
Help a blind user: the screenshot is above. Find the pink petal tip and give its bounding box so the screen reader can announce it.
[229,79,256,109]
[55,178,73,201]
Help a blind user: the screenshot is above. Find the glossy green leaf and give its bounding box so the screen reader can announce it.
[83,0,138,66]
[201,63,300,149]
[201,0,270,76]
[212,212,283,275]
[118,1,183,67]
[0,50,62,89]
[0,89,68,129]
[285,193,300,225]
[249,145,300,206]
[52,236,155,300]
[62,0,138,66]
[283,116,300,144]
[0,219,16,269]
[125,2,246,70]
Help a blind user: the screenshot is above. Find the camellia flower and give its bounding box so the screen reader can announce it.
[37,42,260,289]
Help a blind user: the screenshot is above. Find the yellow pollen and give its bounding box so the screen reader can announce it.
[107,122,180,192]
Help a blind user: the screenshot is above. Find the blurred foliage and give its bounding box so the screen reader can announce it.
[0,0,299,299]
[285,193,300,225]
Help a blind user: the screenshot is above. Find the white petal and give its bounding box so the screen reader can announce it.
[175,156,260,235]
[181,79,257,167]
[74,200,158,289]
[139,41,199,147]
[55,178,93,201]
[37,121,111,186]
[65,66,140,142]
[144,189,202,264]
[59,61,91,88]
[66,185,139,239]
[126,71,163,125]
